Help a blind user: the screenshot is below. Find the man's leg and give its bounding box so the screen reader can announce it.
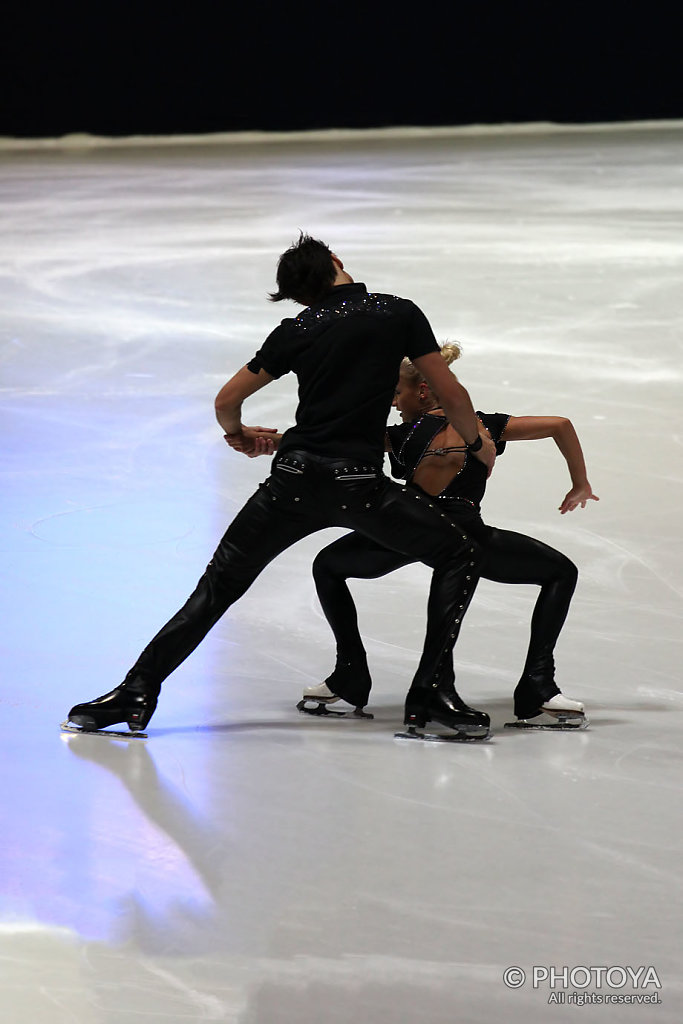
[336,481,487,736]
[67,479,321,731]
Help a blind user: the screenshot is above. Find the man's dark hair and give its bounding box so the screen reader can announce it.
[270,233,337,306]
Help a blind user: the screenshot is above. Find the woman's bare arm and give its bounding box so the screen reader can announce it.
[501,416,599,513]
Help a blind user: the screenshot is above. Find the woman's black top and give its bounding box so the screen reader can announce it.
[386,411,510,543]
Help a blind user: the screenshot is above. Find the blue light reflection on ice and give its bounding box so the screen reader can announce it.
[59,734,224,945]
[0,729,220,945]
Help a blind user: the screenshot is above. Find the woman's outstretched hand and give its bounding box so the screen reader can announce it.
[559,483,600,514]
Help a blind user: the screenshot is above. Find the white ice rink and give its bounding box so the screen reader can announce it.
[1,123,682,1023]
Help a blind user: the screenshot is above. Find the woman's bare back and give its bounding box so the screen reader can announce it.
[410,413,490,496]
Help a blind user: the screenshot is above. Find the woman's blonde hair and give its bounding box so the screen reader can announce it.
[400,341,462,385]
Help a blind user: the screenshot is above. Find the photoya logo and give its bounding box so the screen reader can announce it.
[534,966,661,990]
[503,965,662,990]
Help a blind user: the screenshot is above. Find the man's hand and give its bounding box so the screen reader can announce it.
[472,431,497,477]
[224,426,279,458]
[559,482,600,514]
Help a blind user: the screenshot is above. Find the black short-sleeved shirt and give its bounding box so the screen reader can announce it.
[247,283,440,464]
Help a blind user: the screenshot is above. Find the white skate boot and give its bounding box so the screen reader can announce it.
[505,691,588,731]
[296,681,373,719]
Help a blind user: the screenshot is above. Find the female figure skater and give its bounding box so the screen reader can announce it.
[298,343,599,727]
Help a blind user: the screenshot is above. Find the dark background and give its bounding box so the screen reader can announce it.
[3,3,682,138]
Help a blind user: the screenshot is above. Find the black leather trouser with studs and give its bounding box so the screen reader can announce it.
[116,450,482,724]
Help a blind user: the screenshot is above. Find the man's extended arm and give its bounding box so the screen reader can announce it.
[412,352,496,474]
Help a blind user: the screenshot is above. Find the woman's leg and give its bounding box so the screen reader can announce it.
[311,533,415,706]
[479,528,578,717]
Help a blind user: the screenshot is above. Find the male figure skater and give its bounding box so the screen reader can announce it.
[66,234,496,740]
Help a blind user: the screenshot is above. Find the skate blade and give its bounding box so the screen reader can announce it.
[505,714,588,731]
[394,725,490,743]
[60,721,148,740]
[296,700,373,720]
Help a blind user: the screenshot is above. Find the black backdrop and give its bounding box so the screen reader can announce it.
[3,4,682,138]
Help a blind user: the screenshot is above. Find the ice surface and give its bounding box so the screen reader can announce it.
[1,123,681,1023]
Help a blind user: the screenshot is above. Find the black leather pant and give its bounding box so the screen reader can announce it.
[312,518,578,714]
[124,451,480,706]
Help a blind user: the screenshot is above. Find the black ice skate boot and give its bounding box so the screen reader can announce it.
[66,673,159,734]
[297,658,373,719]
[398,685,490,742]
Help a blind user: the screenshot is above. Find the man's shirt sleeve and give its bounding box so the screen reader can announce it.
[404,302,440,361]
[246,323,293,378]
